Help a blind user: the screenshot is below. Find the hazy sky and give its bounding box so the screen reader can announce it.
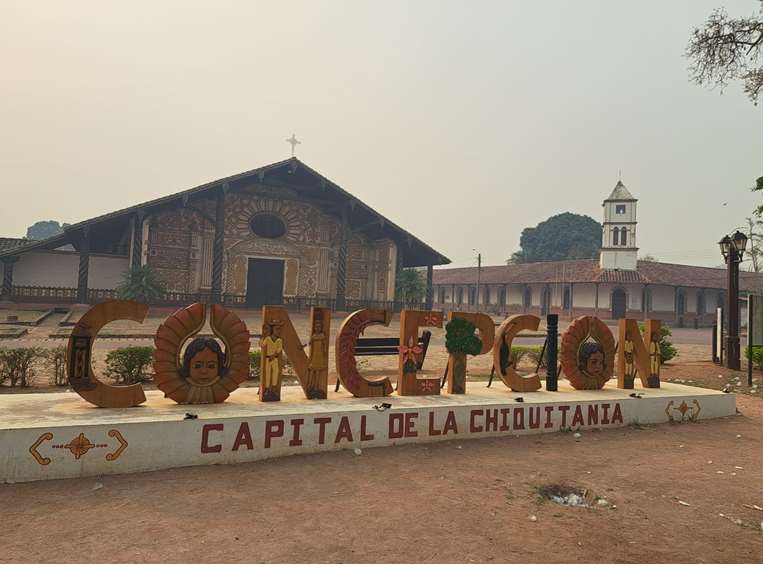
[1,1,761,269]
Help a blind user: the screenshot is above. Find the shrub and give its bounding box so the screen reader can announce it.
[47,346,68,386]
[104,346,154,385]
[0,347,45,387]
[249,350,261,380]
[745,346,763,370]
[116,265,166,303]
[510,345,546,368]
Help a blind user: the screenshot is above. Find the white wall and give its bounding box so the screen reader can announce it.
[572,284,596,308]
[507,285,524,306]
[11,251,127,290]
[13,252,79,287]
[90,255,129,289]
[651,286,675,311]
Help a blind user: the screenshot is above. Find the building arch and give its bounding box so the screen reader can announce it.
[676,288,686,327]
[613,227,620,246]
[642,287,652,314]
[611,287,627,319]
[523,286,532,310]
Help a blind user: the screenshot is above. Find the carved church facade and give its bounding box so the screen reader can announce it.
[0,159,448,308]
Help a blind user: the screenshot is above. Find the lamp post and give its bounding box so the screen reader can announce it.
[719,231,748,370]
[473,249,482,311]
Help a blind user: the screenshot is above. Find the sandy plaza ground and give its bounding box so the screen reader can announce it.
[0,395,761,563]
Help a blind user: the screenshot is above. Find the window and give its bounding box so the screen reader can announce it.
[615,204,626,215]
[468,287,476,305]
[621,228,628,246]
[613,227,620,246]
[563,286,571,310]
[250,213,287,239]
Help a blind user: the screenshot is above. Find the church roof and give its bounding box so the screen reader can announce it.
[432,258,763,292]
[0,238,30,253]
[0,158,450,268]
[605,180,636,201]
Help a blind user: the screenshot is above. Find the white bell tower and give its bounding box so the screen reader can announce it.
[599,180,638,270]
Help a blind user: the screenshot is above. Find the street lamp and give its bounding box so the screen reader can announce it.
[473,249,482,310]
[719,231,748,370]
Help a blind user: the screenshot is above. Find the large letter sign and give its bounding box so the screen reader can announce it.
[492,314,543,393]
[446,311,495,394]
[67,300,149,408]
[398,309,443,396]
[618,319,661,389]
[335,309,394,397]
[260,305,332,400]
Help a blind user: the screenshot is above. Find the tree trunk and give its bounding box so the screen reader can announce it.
[448,353,467,394]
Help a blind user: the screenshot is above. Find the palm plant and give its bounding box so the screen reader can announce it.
[116,265,166,303]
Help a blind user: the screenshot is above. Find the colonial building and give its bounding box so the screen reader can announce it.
[432,181,763,327]
[0,158,449,308]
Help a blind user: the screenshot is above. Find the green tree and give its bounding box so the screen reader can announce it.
[508,213,601,264]
[116,265,166,303]
[396,268,427,303]
[25,220,68,240]
[753,176,763,216]
[687,2,763,105]
[445,317,482,394]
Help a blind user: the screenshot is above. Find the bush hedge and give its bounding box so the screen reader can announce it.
[104,346,154,385]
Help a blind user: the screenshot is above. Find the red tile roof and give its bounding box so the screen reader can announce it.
[432,259,763,291]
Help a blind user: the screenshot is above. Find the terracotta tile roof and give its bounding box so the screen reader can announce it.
[433,259,763,291]
[0,238,29,252]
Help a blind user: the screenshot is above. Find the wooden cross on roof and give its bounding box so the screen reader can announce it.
[286,134,301,157]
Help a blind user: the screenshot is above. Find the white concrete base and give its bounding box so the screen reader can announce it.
[0,382,736,483]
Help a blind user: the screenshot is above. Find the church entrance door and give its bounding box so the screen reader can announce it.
[246,258,285,307]
[611,288,626,319]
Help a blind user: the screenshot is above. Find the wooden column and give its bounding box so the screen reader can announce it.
[594,282,599,317]
[335,213,349,311]
[131,211,144,269]
[425,264,434,309]
[211,184,227,304]
[1,256,18,298]
[77,228,91,303]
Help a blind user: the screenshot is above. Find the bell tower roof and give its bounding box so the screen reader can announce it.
[605,180,636,202]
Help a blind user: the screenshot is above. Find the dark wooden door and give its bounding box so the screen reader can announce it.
[611,288,626,319]
[246,258,284,307]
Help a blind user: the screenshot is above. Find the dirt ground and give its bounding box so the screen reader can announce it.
[1,396,761,564]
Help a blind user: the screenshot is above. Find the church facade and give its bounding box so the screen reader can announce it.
[0,158,449,308]
[432,181,763,327]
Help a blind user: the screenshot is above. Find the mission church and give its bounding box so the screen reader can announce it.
[0,158,449,308]
[432,181,763,327]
